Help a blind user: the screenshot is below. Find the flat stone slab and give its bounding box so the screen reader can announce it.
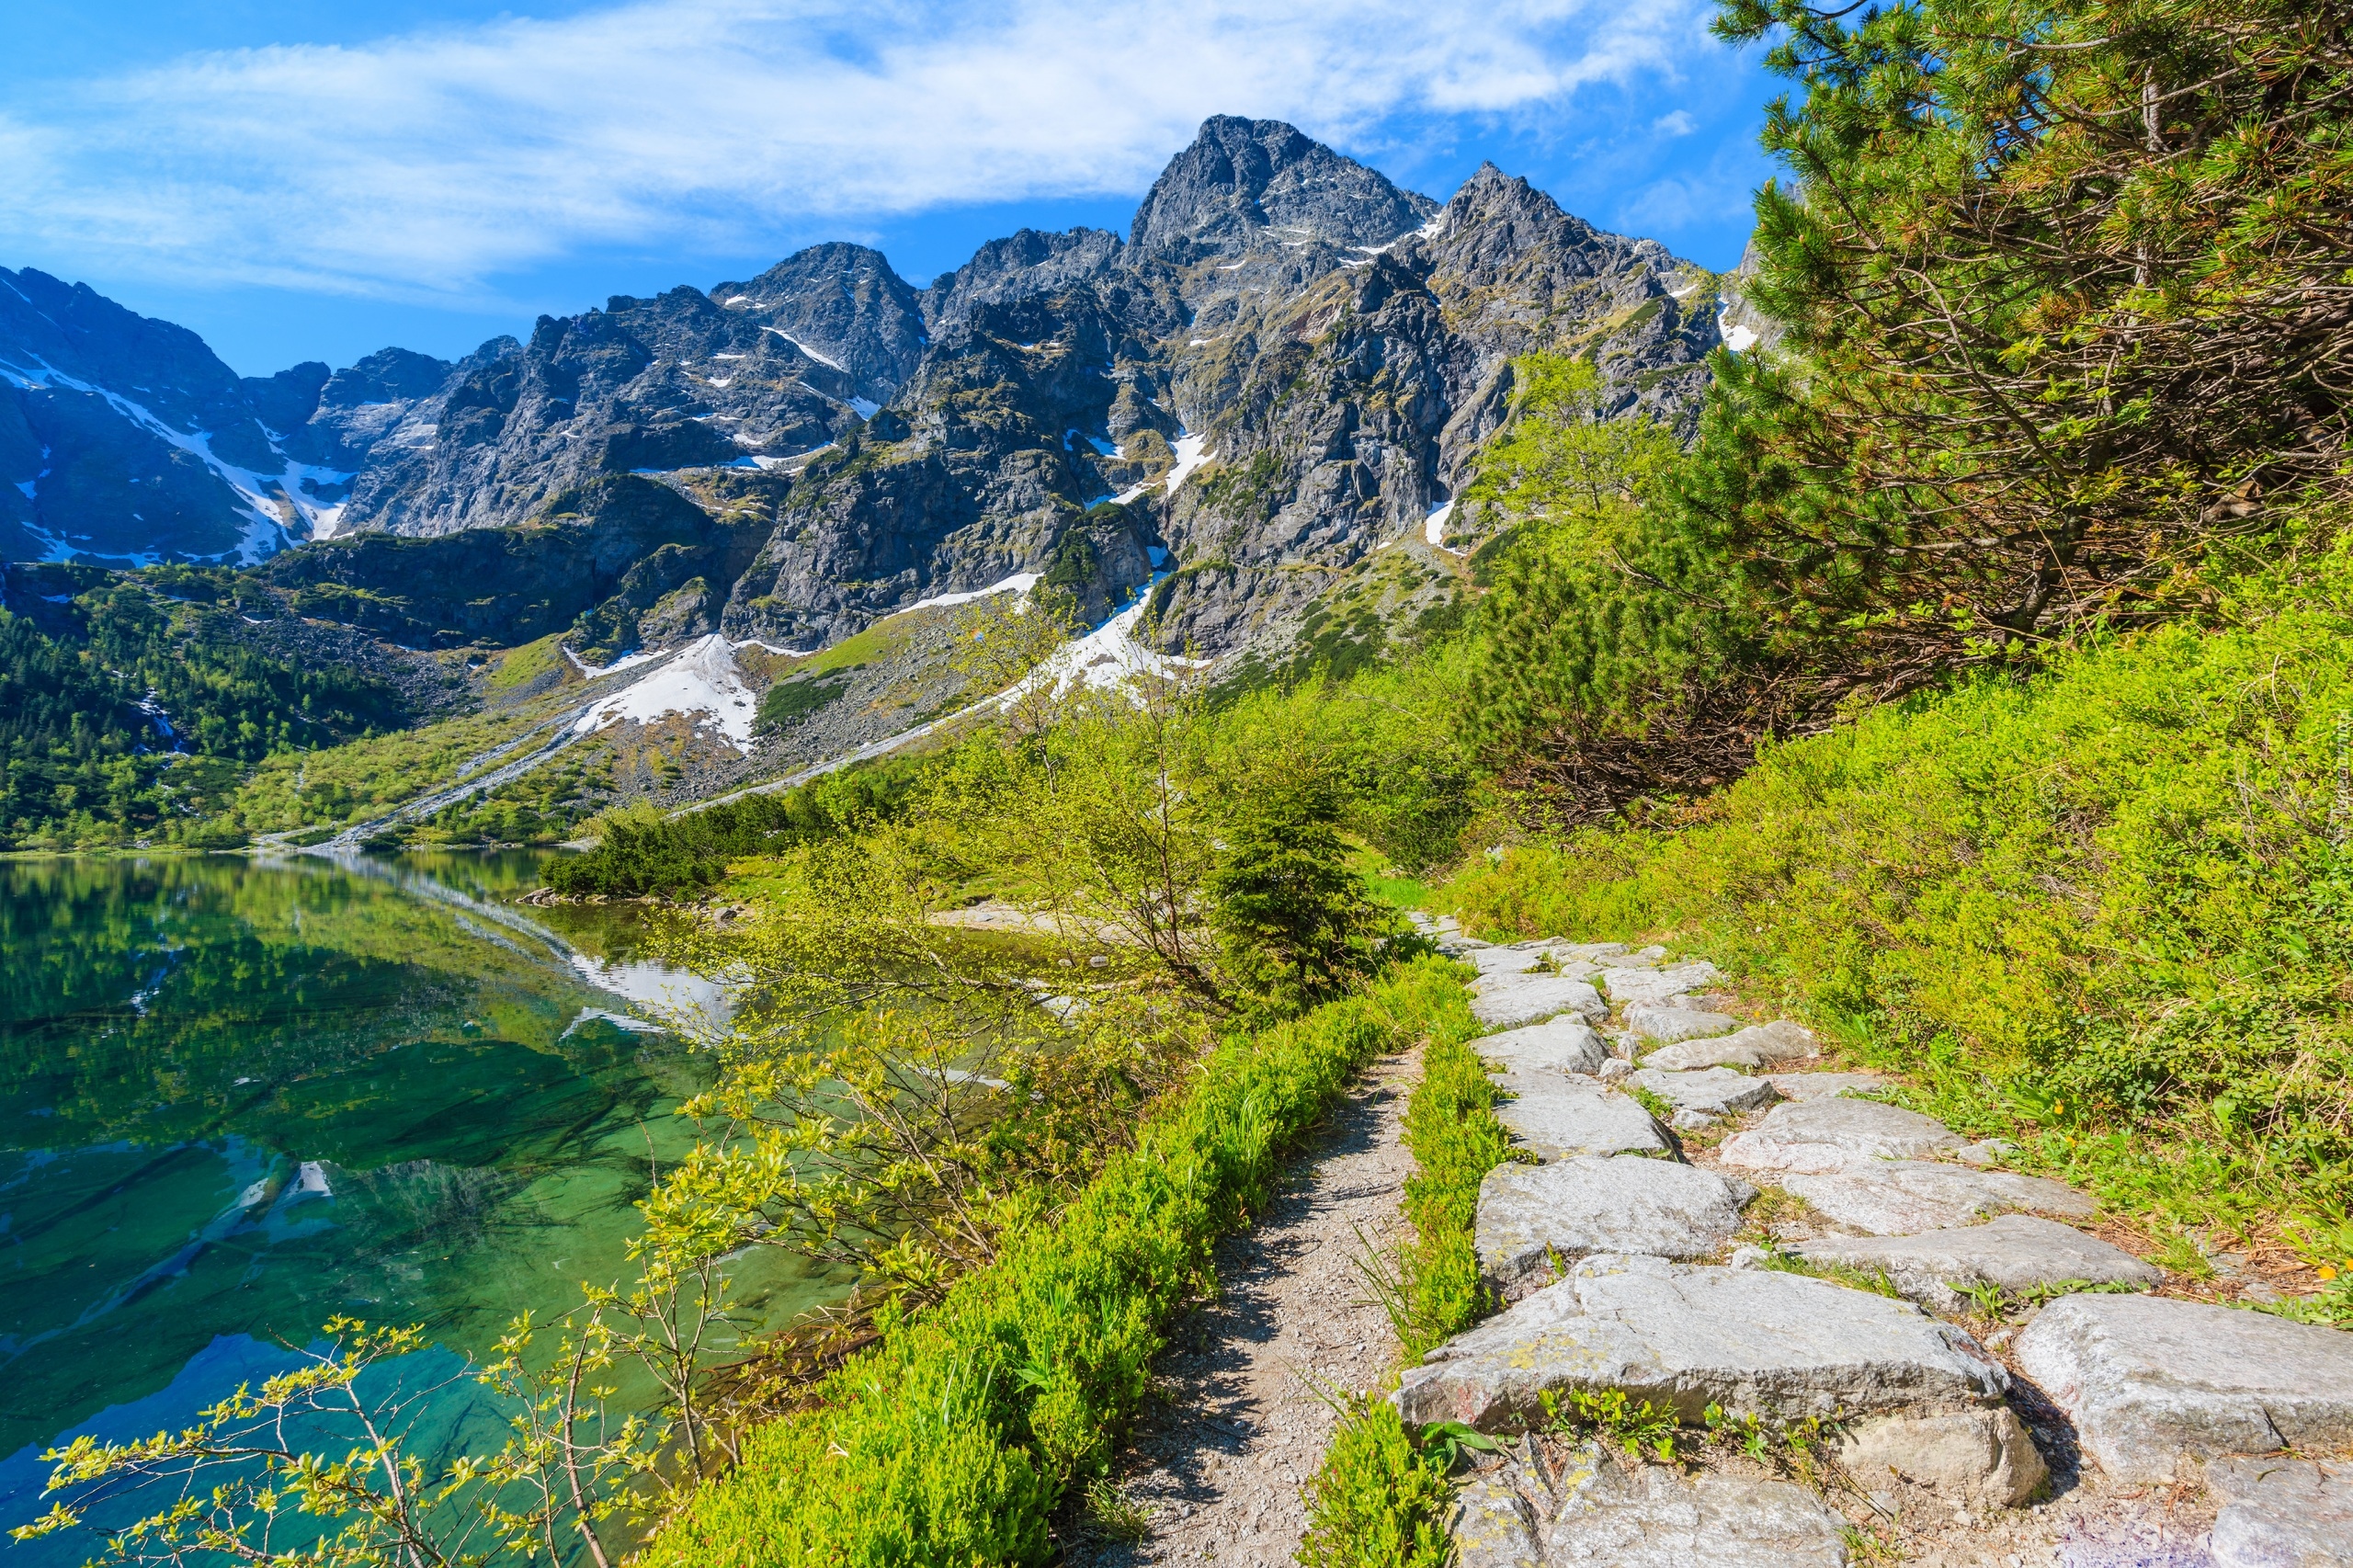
[1623,1002,1740,1043]
[1396,1252,2012,1434]
[1476,1156,1755,1288]
[2207,1455,2353,1568]
[1793,1214,2161,1312]
[1767,1071,1887,1101]
[1597,960,1723,1007]
[1491,1076,1670,1162]
[1717,1096,1963,1174]
[1628,1066,1779,1119]
[2016,1292,2353,1483]
[1450,1475,1544,1568]
[1546,1460,1847,1567]
[1640,1019,1818,1072]
[1472,974,1609,1030]
[1479,1017,1609,1076]
[1782,1160,2097,1234]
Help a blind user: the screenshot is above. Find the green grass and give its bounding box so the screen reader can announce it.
[1296,1397,1454,1568]
[1435,545,2353,1273]
[640,957,1472,1567]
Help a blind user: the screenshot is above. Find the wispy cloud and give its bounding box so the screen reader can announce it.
[0,0,1714,301]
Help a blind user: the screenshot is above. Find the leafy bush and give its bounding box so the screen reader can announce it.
[1296,1397,1453,1568]
[638,958,1470,1567]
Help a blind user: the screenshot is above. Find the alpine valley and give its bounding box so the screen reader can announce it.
[0,116,1732,850]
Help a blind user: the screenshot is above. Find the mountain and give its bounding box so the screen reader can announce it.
[4,115,1726,668]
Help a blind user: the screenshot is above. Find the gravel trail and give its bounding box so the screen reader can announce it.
[1066,1048,1420,1566]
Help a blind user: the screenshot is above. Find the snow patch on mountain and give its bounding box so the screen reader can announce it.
[572,634,758,751]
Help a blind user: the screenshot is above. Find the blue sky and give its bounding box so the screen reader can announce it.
[0,1,1781,377]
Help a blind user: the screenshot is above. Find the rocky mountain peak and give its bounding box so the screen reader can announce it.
[710,242,926,404]
[1129,116,1438,263]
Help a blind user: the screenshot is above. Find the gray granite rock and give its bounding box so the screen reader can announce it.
[1623,1002,1740,1043]
[1628,1066,1779,1119]
[1490,1076,1671,1162]
[1838,1407,2050,1507]
[1545,1457,1848,1566]
[1467,946,1549,980]
[1597,961,1723,1008]
[1794,1215,2161,1312]
[2015,1293,2353,1483]
[1767,1071,1887,1101]
[1781,1161,2097,1234]
[1479,1017,1609,1076]
[1640,1019,1819,1072]
[1396,1253,2014,1434]
[1716,1096,1963,1174]
[1472,975,1609,1030]
[2206,1455,2353,1568]
[1449,1475,1544,1568]
[1475,1156,1755,1288]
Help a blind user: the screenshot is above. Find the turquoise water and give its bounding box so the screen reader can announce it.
[0,851,833,1558]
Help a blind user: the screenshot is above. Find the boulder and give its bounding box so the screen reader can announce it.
[1522,939,1631,966]
[1479,1016,1609,1076]
[1837,1409,2049,1507]
[1472,975,1609,1030]
[1623,1002,1741,1043]
[1490,1076,1671,1162]
[1716,1096,1962,1174]
[1766,1071,1887,1101]
[2206,1455,2353,1568]
[1627,1066,1779,1120]
[1640,1020,1818,1072]
[1475,1156,1755,1288]
[1781,1161,2097,1235]
[1545,1458,1849,1566]
[2014,1292,2353,1483]
[1793,1215,2161,1312]
[1396,1253,2018,1445]
[1597,961,1723,1008]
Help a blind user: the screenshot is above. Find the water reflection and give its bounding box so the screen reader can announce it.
[0,851,822,1559]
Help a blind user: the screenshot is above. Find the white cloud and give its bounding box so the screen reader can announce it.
[1653,108,1696,135]
[0,0,1711,302]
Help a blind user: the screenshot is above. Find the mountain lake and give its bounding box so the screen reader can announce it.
[0,850,836,1561]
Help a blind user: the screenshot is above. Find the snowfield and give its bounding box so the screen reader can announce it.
[571,634,759,751]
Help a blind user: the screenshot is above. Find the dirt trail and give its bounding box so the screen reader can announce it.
[1065,1049,1421,1566]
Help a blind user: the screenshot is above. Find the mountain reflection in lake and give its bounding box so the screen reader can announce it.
[0,850,834,1558]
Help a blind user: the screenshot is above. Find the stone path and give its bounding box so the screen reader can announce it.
[1405,918,2353,1568]
[1062,1050,1419,1565]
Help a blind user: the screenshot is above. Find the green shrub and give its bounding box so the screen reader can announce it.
[1296,1398,1453,1568]
[1440,546,2353,1253]
[641,958,1469,1566]
[1392,993,1511,1359]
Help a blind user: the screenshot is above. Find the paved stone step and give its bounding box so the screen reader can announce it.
[1490,1075,1670,1162]
[2015,1292,2353,1483]
[1781,1160,2097,1234]
[1395,1254,2041,1503]
[1640,1020,1817,1072]
[1627,1064,1779,1123]
[1716,1096,1964,1172]
[2206,1454,2353,1568]
[1765,1070,1885,1101]
[1597,960,1723,1008]
[1472,974,1609,1031]
[1622,1001,1740,1042]
[1475,1155,1756,1289]
[1453,1445,1849,1568]
[1478,1016,1610,1076]
[1789,1214,2161,1312]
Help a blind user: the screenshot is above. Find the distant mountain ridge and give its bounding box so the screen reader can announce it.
[1,114,1726,664]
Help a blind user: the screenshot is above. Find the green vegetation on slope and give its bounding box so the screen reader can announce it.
[1445,543,2353,1267]
[0,564,410,849]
